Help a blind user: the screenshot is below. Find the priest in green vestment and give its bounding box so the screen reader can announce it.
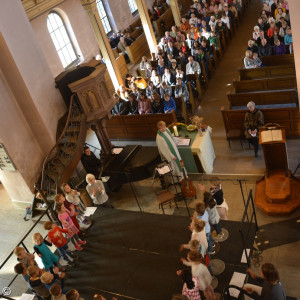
[156,120,184,179]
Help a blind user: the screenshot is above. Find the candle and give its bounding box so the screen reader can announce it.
[173,125,179,137]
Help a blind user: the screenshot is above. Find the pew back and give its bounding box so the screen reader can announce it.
[221,107,300,137]
[103,111,177,140]
[227,89,298,108]
[153,9,174,38]
[261,54,295,66]
[239,65,296,80]
[233,76,297,93]
[125,33,150,64]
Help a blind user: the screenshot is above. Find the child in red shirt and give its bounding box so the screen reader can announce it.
[44,221,77,266]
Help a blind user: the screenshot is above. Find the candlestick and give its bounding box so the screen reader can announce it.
[173,125,179,137]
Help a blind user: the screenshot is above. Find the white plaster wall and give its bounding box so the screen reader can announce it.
[0,0,66,145]
[31,0,101,78]
[0,70,44,201]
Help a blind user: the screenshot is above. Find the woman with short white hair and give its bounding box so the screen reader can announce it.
[86,174,113,207]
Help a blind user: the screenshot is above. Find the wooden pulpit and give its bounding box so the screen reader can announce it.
[259,126,288,177]
[256,126,300,215]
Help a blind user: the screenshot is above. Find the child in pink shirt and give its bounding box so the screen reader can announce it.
[55,203,86,251]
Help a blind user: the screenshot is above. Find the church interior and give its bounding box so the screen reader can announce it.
[0,0,300,299]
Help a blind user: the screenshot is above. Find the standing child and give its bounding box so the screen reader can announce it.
[208,181,228,220]
[54,194,80,232]
[181,218,208,256]
[14,246,37,268]
[55,203,86,251]
[41,271,64,292]
[44,221,76,266]
[27,265,51,300]
[199,182,228,220]
[32,233,60,274]
[176,269,200,300]
[203,192,223,238]
[194,202,215,255]
[180,251,216,300]
[50,283,66,300]
[61,183,86,221]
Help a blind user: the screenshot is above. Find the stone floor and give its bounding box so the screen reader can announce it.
[1,0,300,298]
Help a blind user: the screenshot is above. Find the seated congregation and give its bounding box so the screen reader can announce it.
[222,0,299,151]
[10,0,293,299]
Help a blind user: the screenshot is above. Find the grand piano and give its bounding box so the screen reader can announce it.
[102,145,161,192]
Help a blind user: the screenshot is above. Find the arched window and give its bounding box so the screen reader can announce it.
[96,0,112,34]
[47,12,78,68]
[128,0,138,14]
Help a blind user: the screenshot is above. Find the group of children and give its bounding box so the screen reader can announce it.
[175,180,229,300]
[13,184,90,300]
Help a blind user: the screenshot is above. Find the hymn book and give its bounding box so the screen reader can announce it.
[261,129,283,143]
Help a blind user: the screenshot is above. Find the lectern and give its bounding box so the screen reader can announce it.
[259,126,288,177]
[255,125,300,215]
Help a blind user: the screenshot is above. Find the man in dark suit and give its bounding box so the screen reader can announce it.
[224,4,235,27]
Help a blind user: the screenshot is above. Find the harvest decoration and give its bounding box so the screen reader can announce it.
[167,122,187,134]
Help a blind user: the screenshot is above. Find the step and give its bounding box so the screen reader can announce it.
[265,172,291,203]
[59,145,76,156]
[255,176,300,216]
[65,126,80,135]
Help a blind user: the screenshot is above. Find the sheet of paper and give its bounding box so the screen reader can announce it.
[84,206,97,216]
[229,272,247,298]
[112,148,123,154]
[173,137,191,146]
[271,129,282,141]
[157,165,171,175]
[261,130,272,143]
[261,129,282,143]
[19,294,35,300]
[241,248,250,263]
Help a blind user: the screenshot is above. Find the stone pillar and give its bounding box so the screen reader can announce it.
[81,0,123,90]
[288,1,300,107]
[169,0,181,27]
[135,0,157,53]
[91,120,113,156]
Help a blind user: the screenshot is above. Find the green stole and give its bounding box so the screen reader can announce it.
[158,128,182,172]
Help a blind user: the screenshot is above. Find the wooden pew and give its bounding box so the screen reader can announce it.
[261,54,295,66]
[239,65,296,80]
[233,76,297,93]
[221,106,300,137]
[227,89,298,108]
[130,28,143,40]
[125,33,150,64]
[103,111,177,140]
[152,8,174,38]
[130,18,142,32]
[115,54,129,79]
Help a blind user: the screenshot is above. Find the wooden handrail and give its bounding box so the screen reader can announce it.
[40,94,75,189]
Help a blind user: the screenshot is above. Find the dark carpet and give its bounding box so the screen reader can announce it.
[64,208,256,300]
[255,216,300,251]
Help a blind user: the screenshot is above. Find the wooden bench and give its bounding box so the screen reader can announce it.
[153,8,174,38]
[261,54,295,66]
[233,76,297,93]
[103,111,177,140]
[227,89,298,108]
[221,106,300,137]
[239,65,296,80]
[130,28,143,40]
[115,54,129,79]
[130,18,142,32]
[125,33,150,64]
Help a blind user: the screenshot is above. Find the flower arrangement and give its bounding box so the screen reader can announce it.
[190,115,204,129]
[168,122,187,134]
